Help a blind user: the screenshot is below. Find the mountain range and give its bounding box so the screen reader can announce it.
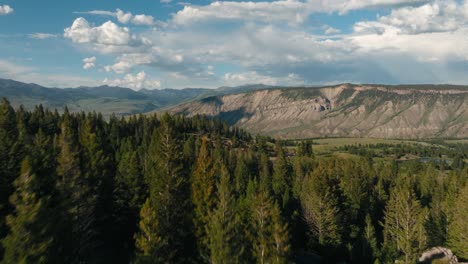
[164,84,468,139]
[0,78,272,116]
[1,79,467,138]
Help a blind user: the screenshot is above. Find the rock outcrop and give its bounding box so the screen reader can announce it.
[418,247,459,264]
[165,84,468,139]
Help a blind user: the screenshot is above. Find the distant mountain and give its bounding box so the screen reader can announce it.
[0,79,215,116]
[163,84,468,139]
[0,79,276,116]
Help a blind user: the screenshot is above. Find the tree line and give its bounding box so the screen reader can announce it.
[0,98,467,263]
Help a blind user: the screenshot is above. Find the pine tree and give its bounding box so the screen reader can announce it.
[251,189,291,264]
[258,153,272,193]
[363,214,379,262]
[134,198,163,263]
[234,153,249,195]
[272,142,291,210]
[270,202,290,264]
[191,137,216,260]
[447,184,468,259]
[113,143,146,262]
[251,190,272,264]
[1,157,53,264]
[300,173,341,248]
[206,163,238,263]
[135,114,193,263]
[78,115,114,261]
[0,98,18,255]
[382,184,427,264]
[56,119,98,263]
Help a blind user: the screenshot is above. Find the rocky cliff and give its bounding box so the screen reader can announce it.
[164,84,468,139]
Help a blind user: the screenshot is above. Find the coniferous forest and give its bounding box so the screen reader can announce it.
[0,98,467,264]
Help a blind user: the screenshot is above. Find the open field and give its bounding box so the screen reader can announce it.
[308,138,438,154]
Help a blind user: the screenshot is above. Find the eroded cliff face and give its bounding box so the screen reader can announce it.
[166,84,468,139]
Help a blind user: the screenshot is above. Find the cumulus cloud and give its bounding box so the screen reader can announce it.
[102,49,208,80]
[63,17,150,54]
[103,71,161,90]
[104,53,154,73]
[82,56,96,70]
[76,9,156,26]
[349,0,468,64]
[0,4,13,15]
[132,14,155,25]
[354,0,463,35]
[62,0,468,87]
[64,18,132,45]
[28,33,57,39]
[172,1,308,25]
[172,0,429,26]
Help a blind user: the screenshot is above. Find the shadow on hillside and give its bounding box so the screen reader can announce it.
[214,107,252,126]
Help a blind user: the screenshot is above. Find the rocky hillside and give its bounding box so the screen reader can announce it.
[164,84,468,139]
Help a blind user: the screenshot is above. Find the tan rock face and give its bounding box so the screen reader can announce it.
[167,85,468,139]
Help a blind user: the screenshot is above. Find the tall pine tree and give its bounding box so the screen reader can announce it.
[382,183,427,264]
[1,157,53,264]
[447,184,468,259]
[206,163,239,263]
[135,114,193,263]
[191,137,216,260]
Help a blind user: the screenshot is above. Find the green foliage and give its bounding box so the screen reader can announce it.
[137,114,193,263]
[272,142,292,210]
[0,101,466,264]
[206,163,239,263]
[250,189,290,264]
[1,158,53,264]
[191,137,216,260]
[448,184,468,259]
[300,176,342,248]
[134,198,162,263]
[382,182,427,264]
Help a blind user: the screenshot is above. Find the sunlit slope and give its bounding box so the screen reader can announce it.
[165,84,468,139]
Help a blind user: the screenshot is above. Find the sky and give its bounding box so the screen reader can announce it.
[1,0,468,89]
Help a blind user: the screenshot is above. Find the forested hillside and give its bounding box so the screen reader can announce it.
[0,98,467,263]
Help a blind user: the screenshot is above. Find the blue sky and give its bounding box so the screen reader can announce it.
[1,0,468,89]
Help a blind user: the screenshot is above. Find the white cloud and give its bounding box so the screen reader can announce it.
[171,0,429,26]
[63,17,150,55]
[354,1,462,34]
[116,9,133,24]
[104,53,154,73]
[61,0,468,87]
[224,71,278,85]
[172,1,308,25]
[64,18,133,45]
[82,56,96,70]
[103,71,161,90]
[324,25,341,35]
[76,9,156,26]
[102,49,207,79]
[161,0,172,3]
[223,70,304,86]
[28,33,57,39]
[132,14,155,25]
[328,0,429,14]
[0,4,13,15]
